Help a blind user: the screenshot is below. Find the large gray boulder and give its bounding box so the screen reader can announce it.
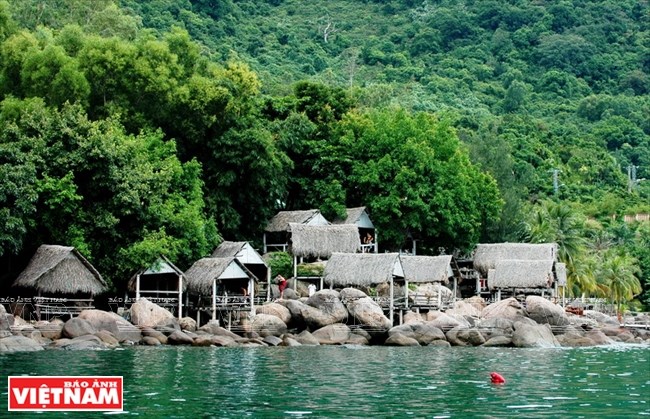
[476,317,515,341]
[482,336,512,347]
[294,330,320,346]
[526,296,570,326]
[256,303,292,324]
[311,324,351,345]
[403,311,425,324]
[130,298,174,328]
[446,327,486,346]
[584,310,619,327]
[0,310,14,331]
[62,317,97,338]
[512,321,560,348]
[384,333,420,346]
[0,335,43,352]
[482,298,528,321]
[198,321,241,339]
[305,290,348,327]
[57,335,107,350]
[179,317,197,332]
[141,327,168,344]
[388,322,446,345]
[344,296,391,333]
[167,330,194,345]
[427,312,471,331]
[446,300,482,318]
[250,313,287,337]
[34,321,63,340]
[78,309,141,342]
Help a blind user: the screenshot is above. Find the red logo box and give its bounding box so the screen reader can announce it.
[8,376,123,411]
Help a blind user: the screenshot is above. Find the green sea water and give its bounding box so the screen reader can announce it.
[1,345,648,418]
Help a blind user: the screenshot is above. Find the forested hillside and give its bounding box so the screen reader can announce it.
[0,0,648,310]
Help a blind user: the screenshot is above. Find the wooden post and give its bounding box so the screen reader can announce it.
[263,233,267,254]
[249,278,255,316]
[497,289,502,302]
[177,274,183,320]
[374,230,378,253]
[135,274,141,301]
[404,280,409,309]
[453,277,458,302]
[197,309,201,327]
[476,277,481,295]
[320,276,323,291]
[266,267,271,302]
[293,255,297,282]
[389,276,394,325]
[228,311,232,331]
[212,280,217,321]
[437,285,442,308]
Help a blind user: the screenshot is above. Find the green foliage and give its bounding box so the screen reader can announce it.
[266,251,292,279]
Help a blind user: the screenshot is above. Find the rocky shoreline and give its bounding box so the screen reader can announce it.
[1,289,649,352]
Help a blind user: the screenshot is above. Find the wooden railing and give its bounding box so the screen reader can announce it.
[33,297,94,319]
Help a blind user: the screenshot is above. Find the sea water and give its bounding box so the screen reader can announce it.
[1,345,648,418]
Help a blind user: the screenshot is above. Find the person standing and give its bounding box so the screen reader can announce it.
[277,275,288,299]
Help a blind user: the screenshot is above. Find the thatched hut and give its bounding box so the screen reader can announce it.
[332,206,377,253]
[323,252,404,323]
[128,255,185,319]
[211,241,269,301]
[488,259,557,301]
[185,257,257,322]
[472,243,558,277]
[400,255,454,309]
[13,245,107,320]
[263,209,330,253]
[290,223,360,259]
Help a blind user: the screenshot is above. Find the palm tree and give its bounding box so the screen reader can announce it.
[599,251,642,322]
[524,200,587,296]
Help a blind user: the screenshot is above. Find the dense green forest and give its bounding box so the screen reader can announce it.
[0,0,648,311]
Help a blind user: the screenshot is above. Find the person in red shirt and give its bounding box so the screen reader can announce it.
[277,275,288,299]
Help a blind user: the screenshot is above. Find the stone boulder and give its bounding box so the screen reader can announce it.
[388,322,446,345]
[192,336,214,347]
[179,317,197,332]
[263,335,283,346]
[141,327,168,344]
[167,330,194,345]
[403,311,425,324]
[344,296,391,333]
[427,312,471,331]
[526,296,570,326]
[0,335,43,352]
[384,333,420,346]
[58,335,106,350]
[482,298,528,321]
[211,335,238,347]
[250,314,287,337]
[445,327,486,346]
[94,331,120,348]
[62,318,96,338]
[556,330,597,347]
[0,310,14,331]
[306,290,348,326]
[198,321,241,340]
[281,336,302,347]
[446,300,482,318]
[346,333,369,345]
[78,309,141,342]
[130,298,174,328]
[512,321,560,348]
[143,336,162,346]
[476,317,515,341]
[584,310,619,327]
[294,330,320,346]
[34,321,63,340]
[482,336,512,347]
[256,303,292,324]
[311,324,351,345]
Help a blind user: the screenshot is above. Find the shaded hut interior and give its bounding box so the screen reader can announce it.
[263,209,329,253]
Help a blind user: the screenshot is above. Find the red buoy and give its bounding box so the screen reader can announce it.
[490,372,506,384]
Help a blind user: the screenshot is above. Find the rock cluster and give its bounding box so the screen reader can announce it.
[0,294,649,352]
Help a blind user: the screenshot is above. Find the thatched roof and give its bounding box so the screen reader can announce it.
[323,252,403,287]
[290,223,360,258]
[555,262,567,287]
[488,259,555,289]
[473,243,558,276]
[127,255,185,292]
[185,257,254,295]
[401,255,453,284]
[264,209,328,233]
[211,241,247,258]
[13,245,106,295]
[211,241,266,266]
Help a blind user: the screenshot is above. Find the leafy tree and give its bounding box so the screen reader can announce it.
[599,250,641,319]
